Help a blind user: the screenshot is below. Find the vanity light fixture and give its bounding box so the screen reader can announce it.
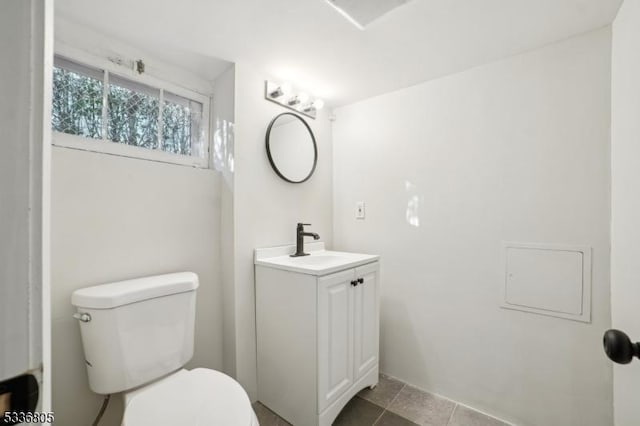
[265,80,324,119]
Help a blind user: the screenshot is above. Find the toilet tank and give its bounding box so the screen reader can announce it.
[71,272,199,395]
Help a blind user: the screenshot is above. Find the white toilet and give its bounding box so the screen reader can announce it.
[71,272,259,426]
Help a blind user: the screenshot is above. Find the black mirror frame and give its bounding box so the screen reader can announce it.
[265,112,318,184]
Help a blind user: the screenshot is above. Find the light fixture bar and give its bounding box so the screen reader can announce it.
[264,81,324,119]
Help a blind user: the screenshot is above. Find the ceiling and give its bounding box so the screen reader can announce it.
[324,0,414,28]
[55,0,622,107]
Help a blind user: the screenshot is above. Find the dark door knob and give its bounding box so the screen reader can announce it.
[603,329,640,364]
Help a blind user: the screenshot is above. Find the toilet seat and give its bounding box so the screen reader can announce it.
[122,368,258,426]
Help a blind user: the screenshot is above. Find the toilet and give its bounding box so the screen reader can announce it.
[71,272,258,426]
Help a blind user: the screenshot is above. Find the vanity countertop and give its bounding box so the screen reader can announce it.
[254,242,379,276]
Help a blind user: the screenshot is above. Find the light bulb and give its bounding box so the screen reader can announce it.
[298,92,310,103]
[280,82,293,96]
[269,82,293,98]
[312,99,325,110]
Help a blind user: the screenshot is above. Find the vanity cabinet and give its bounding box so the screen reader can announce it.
[255,246,379,426]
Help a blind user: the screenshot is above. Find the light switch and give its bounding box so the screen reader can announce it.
[356,201,365,219]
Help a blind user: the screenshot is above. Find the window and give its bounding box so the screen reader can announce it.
[52,55,210,167]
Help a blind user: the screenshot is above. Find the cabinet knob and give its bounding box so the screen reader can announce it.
[350,280,357,286]
[357,278,364,284]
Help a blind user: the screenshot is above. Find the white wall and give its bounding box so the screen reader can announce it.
[231,64,334,399]
[51,149,223,425]
[333,28,612,426]
[0,0,51,409]
[212,64,238,376]
[54,15,223,95]
[611,1,640,425]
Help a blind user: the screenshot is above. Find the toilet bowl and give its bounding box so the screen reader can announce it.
[71,272,258,426]
[123,369,258,426]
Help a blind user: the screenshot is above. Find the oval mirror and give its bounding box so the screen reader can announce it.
[265,112,317,183]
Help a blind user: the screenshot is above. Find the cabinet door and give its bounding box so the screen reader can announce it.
[318,269,355,413]
[353,263,379,380]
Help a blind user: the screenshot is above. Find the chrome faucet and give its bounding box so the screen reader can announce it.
[291,223,320,257]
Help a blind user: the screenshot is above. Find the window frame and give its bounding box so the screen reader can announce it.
[52,45,211,168]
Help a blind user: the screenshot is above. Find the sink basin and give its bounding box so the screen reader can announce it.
[290,254,345,265]
[254,242,379,276]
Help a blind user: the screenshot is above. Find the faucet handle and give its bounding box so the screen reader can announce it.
[298,223,311,227]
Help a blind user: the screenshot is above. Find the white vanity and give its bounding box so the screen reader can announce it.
[255,242,380,426]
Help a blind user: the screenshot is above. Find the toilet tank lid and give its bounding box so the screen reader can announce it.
[72,272,199,309]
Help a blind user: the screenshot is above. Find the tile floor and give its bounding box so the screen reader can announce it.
[253,374,510,426]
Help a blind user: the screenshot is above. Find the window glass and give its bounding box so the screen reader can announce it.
[162,91,204,157]
[107,75,159,149]
[52,58,104,139]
